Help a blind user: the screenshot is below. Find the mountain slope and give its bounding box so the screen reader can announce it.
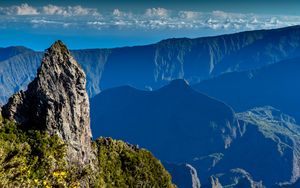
[0,41,176,188]
[193,57,300,122]
[0,46,34,62]
[218,107,300,186]
[181,107,300,187]
[0,52,43,105]
[91,78,300,187]
[2,41,93,166]
[2,26,300,104]
[90,79,239,163]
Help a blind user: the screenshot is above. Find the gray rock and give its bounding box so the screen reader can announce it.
[1,40,93,167]
[208,169,265,188]
[164,163,201,188]
[207,106,300,187]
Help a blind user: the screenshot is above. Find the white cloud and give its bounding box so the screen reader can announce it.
[0,4,99,16]
[0,3,38,15]
[0,5,300,32]
[179,11,202,19]
[42,5,65,15]
[145,7,169,18]
[113,9,122,17]
[42,5,99,16]
[30,19,62,24]
[16,3,39,15]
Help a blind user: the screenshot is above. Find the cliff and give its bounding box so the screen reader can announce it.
[0,41,176,188]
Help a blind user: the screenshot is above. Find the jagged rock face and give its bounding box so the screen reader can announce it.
[207,169,265,188]
[164,163,201,188]
[1,40,92,166]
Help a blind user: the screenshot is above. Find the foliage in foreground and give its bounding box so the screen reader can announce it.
[0,117,176,187]
[0,117,87,188]
[95,137,176,188]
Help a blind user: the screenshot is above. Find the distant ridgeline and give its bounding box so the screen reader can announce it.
[0,41,176,188]
[1,25,300,188]
[90,79,300,187]
[1,25,300,105]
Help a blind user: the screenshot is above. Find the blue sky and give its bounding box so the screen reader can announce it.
[1,0,300,50]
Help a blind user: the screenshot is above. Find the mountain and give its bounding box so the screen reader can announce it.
[193,57,300,122]
[91,78,300,187]
[2,26,300,104]
[228,107,300,186]
[164,163,201,188]
[0,41,175,188]
[0,46,34,62]
[0,51,43,105]
[2,41,93,166]
[205,168,264,188]
[189,107,300,187]
[90,79,239,163]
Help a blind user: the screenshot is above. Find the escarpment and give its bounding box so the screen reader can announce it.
[2,40,93,166]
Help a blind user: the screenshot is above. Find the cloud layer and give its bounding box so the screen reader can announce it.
[0,3,98,16]
[1,4,300,32]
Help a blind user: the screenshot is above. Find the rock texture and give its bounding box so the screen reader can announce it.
[164,163,201,188]
[1,40,93,166]
[206,169,264,188]
[194,106,300,187]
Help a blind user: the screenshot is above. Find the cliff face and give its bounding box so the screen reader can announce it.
[2,26,300,105]
[2,41,93,166]
[0,41,176,188]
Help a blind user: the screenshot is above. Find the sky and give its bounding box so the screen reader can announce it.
[1,0,300,50]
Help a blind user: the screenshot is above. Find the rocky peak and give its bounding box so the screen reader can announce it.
[169,79,190,87]
[1,40,93,166]
[160,79,190,92]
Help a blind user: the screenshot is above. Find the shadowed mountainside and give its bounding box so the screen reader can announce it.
[91,80,300,187]
[193,57,300,122]
[0,41,176,188]
[2,26,300,104]
[90,79,239,163]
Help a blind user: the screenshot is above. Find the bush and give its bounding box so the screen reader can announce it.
[0,117,176,187]
[94,137,176,188]
[0,117,80,187]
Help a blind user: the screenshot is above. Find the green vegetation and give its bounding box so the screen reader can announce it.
[0,117,85,188]
[0,117,176,187]
[94,137,176,188]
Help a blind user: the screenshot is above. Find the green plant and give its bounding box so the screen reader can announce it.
[0,117,176,187]
[95,137,176,188]
[0,117,80,187]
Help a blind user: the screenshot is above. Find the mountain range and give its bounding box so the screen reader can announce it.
[2,25,300,105]
[0,41,175,187]
[1,25,300,188]
[193,57,300,122]
[90,82,300,187]
[91,79,238,163]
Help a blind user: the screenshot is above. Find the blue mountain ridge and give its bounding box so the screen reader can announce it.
[193,57,300,123]
[2,25,300,105]
[90,79,300,187]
